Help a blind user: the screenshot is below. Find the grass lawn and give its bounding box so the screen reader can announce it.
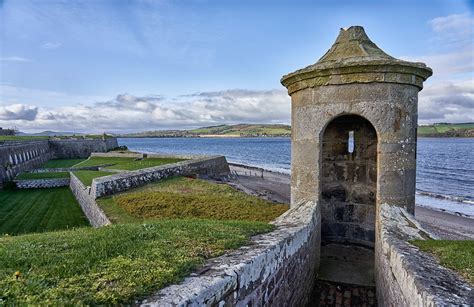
[411,240,473,285]
[102,157,185,171]
[73,170,112,186]
[73,157,135,168]
[41,159,85,168]
[0,187,89,236]
[74,156,184,171]
[0,219,273,304]
[16,172,70,180]
[98,177,289,224]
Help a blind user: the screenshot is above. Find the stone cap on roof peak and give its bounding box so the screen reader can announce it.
[281,26,432,94]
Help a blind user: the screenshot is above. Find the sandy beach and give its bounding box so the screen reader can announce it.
[228,164,474,240]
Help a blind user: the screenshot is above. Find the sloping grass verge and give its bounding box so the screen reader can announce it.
[73,157,135,168]
[0,219,273,304]
[74,156,185,170]
[16,172,70,180]
[98,177,289,224]
[411,240,473,285]
[0,187,89,235]
[103,157,185,171]
[73,170,112,186]
[41,159,85,168]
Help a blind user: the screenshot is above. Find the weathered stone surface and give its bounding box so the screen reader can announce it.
[69,172,110,227]
[281,26,432,94]
[49,138,118,159]
[31,166,102,173]
[14,178,70,189]
[90,156,230,199]
[0,140,51,188]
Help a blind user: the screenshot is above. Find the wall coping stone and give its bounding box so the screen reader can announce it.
[378,204,473,305]
[14,178,70,189]
[90,155,230,198]
[69,172,111,227]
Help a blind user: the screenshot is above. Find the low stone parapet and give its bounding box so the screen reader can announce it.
[90,152,144,158]
[90,155,230,199]
[31,166,101,173]
[376,204,473,305]
[69,172,111,227]
[140,200,320,306]
[14,178,70,189]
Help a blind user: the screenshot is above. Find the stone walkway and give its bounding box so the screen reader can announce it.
[307,280,377,307]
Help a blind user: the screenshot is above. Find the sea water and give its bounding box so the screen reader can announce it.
[118,137,473,218]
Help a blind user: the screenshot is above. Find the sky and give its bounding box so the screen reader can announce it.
[0,0,473,133]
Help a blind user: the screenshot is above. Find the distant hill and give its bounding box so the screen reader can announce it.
[119,124,292,138]
[418,123,474,137]
[18,130,81,137]
[119,123,474,138]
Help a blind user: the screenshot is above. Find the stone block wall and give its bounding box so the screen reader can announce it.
[321,115,377,247]
[141,201,320,306]
[31,166,101,173]
[69,173,111,227]
[0,140,51,188]
[375,204,473,305]
[14,178,70,189]
[90,156,230,198]
[49,138,119,159]
[0,138,119,188]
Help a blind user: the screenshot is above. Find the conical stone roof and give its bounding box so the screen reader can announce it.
[281,26,432,94]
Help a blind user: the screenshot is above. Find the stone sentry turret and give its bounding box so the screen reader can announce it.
[281,26,432,247]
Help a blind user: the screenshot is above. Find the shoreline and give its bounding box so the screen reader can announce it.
[229,162,473,219]
[116,135,473,139]
[228,163,474,240]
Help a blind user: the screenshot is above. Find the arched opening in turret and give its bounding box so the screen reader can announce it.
[318,114,377,286]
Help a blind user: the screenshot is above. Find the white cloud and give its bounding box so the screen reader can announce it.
[402,13,473,124]
[0,90,291,133]
[41,42,62,49]
[0,57,31,62]
[419,79,474,124]
[429,13,473,34]
[402,13,473,77]
[0,104,38,120]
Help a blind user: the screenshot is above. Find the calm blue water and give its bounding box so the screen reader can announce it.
[119,137,474,216]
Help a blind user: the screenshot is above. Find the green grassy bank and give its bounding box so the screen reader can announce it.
[98,177,289,224]
[41,159,86,168]
[0,219,272,304]
[73,170,113,186]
